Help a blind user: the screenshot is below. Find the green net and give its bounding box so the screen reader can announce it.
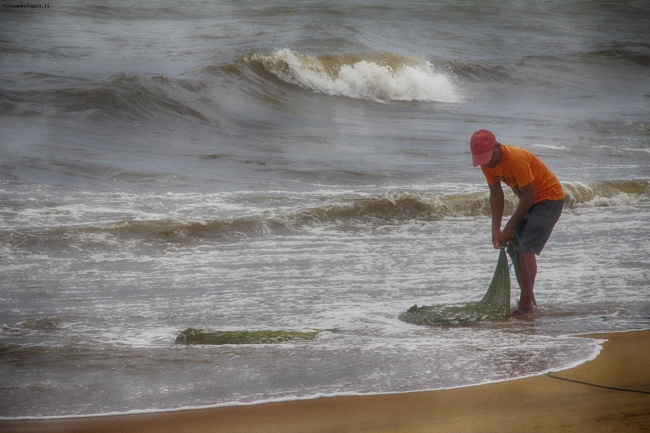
[398,248,511,326]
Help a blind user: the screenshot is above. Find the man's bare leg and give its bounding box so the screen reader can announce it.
[512,251,537,315]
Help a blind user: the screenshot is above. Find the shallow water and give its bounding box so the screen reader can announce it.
[1,0,649,418]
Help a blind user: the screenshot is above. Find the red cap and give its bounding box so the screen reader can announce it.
[470,129,497,167]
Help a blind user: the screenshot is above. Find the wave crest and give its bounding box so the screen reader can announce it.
[108,180,650,241]
[244,49,462,103]
[6,180,647,244]
[563,180,650,207]
[584,42,650,67]
[1,73,209,122]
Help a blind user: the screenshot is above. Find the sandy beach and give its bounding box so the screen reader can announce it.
[2,329,649,433]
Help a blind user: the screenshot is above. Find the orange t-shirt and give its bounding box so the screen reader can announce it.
[480,145,564,202]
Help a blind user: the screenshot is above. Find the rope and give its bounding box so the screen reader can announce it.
[512,225,648,395]
[546,372,650,395]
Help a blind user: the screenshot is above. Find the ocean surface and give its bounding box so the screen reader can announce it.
[1,0,649,419]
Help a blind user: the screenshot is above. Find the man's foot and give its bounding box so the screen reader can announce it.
[512,303,534,317]
[512,308,533,317]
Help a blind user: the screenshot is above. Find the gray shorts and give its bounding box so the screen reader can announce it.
[507,199,564,258]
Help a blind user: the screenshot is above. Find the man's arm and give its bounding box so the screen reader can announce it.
[502,181,536,243]
[488,181,505,249]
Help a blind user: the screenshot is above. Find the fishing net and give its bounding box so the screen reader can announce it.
[398,248,511,326]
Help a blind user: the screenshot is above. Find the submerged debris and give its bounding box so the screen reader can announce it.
[175,328,333,345]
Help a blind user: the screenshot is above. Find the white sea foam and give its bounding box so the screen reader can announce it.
[253,49,461,103]
[532,144,568,150]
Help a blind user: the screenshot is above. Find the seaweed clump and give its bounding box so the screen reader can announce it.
[175,328,326,345]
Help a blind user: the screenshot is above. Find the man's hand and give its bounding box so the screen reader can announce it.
[492,229,504,249]
[501,224,516,244]
[493,226,516,248]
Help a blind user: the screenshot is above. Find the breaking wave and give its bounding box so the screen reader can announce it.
[110,179,650,241]
[4,180,647,245]
[244,49,462,103]
[563,179,650,207]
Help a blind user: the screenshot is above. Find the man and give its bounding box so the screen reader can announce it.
[470,129,565,315]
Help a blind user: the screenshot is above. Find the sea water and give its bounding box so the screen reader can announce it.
[1,0,649,418]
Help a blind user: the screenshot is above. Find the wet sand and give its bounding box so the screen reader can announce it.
[2,329,649,433]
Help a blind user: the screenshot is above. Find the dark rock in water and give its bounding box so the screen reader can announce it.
[175,328,328,345]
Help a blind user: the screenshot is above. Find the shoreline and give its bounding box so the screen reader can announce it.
[0,330,610,422]
[2,329,649,432]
